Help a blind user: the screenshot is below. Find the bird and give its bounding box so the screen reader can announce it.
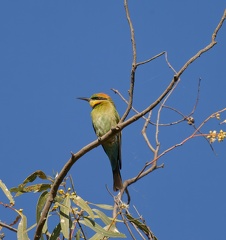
[78,93,123,191]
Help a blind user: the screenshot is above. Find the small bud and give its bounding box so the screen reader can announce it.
[216,113,220,120]
[187,117,195,125]
[58,189,65,195]
[52,204,58,210]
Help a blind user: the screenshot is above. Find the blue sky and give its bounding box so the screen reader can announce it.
[0,1,226,239]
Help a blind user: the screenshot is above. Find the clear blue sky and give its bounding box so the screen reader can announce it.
[0,1,226,239]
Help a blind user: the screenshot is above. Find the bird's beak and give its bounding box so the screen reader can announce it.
[77,97,90,102]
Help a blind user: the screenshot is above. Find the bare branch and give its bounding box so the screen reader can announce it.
[164,51,177,74]
[176,9,226,79]
[125,107,226,192]
[136,51,165,67]
[146,107,226,168]
[141,111,156,153]
[121,213,137,240]
[190,77,201,116]
[0,221,17,233]
[133,205,156,239]
[120,0,137,122]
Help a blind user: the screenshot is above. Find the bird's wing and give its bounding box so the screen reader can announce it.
[118,132,122,169]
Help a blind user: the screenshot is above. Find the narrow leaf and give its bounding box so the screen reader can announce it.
[89,232,104,240]
[36,191,49,223]
[0,179,15,205]
[11,184,51,196]
[126,214,150,235]
[75,229,81,240]
[60,195,71,239]
[22,170,48,184]
[89,203,113,210]
[10,187,23,196]
[10,170,49,196]
[92,209,112,226]
[16,210,29,240]
[72,195,94,219]
[49,223,61,240]
[23,184,51,193]
[80,218,126,238]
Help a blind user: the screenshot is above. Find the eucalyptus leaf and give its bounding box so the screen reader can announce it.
[72,195,94,219]
[36,191,49,223]
[16,210,29,240]
[80,218,126,238]
[89,203,114,210]
[0,179,15,205]
[60,195,71,239]
[92,209,112,226]
[49,223,61,240]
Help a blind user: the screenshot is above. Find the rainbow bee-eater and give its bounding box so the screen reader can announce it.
[78,93,123,191]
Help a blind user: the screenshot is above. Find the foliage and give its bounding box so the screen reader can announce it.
[0,171,157,239]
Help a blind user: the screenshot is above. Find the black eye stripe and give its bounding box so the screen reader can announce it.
[91,96,107,100]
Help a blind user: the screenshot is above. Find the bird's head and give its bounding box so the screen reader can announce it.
[78,93,112,108]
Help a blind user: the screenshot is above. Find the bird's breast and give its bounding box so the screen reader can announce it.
[91,108,117,137]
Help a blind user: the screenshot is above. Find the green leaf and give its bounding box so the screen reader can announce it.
[26,223,37,233]
[72,195,94,219]
[92,209,112,226]
[0,179,15,205]
[60,195,71,239]
[10,187,23,195]
[36,191,49,239]
[89,223,125,240]
[16,210,29,240]
[80,218,126,238]
[36,191,49,223]
[75,229,81,240]
[22,170,48,184]
[11,184,51,196]
[42,215,48,236]
[28,184,50,195]
[89,232,105,240]
[10,170,49,196]
[126,214,150,235]
[24,183,51,193]
[89,203,114,210]
[49,223,61,240]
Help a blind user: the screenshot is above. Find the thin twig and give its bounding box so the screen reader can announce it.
[141,111,155,153]
[175,9,226,79]
[120,0,137,122]
[164,51,177,74]
[126,210,146,240]
[121,213,137,240]
[145,107,226,168]
[136,51,165,67]
[0,221,17,233]
[151,76,200,126]
[133,205,156,239]
[190,77,201,115]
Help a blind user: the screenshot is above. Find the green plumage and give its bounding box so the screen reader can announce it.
[91,98,121,170]
[78,93,123,191]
